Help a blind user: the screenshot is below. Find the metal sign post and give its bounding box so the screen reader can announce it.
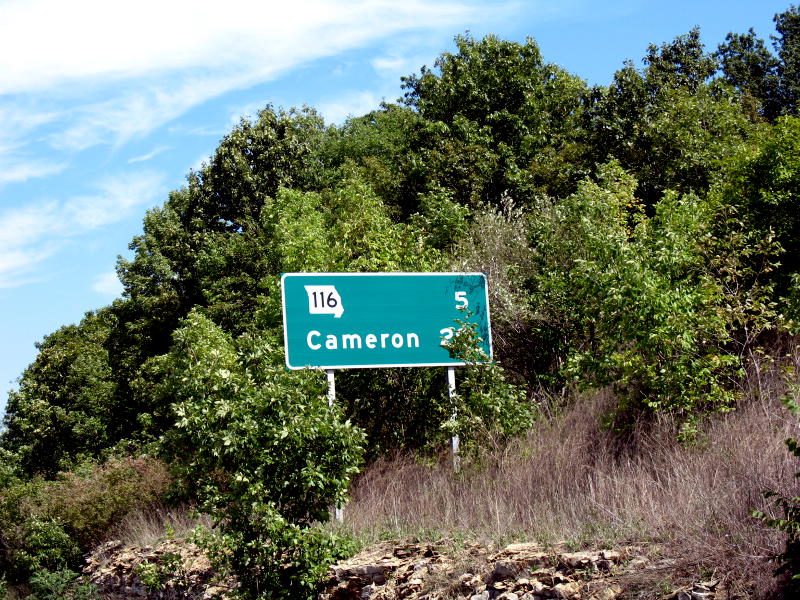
[326,369,336,406]
[281,272,493,501]
[326,368,344,523]
[447,366,460,472]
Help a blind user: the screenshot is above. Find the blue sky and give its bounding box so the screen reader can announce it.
[0,0,791,413]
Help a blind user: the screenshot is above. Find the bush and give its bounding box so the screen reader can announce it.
[528,162,769,435]
[7,519,81,580]
[28,568,99,600]
[160,311,365,599]
[442,311,533,457]
[38,456,170,548]
[0,456,170,584]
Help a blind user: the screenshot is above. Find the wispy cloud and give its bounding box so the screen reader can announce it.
[0,171,165,288]
[128,146,171,164]
[0,1,479,96]
[0,159,66,185]
[0,0,521,287]
[0,0,501,189]
[317,90,389,124]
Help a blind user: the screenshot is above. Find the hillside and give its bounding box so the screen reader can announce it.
[2,7,800,599]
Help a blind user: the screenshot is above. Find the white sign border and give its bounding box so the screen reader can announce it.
[280,272,493,370]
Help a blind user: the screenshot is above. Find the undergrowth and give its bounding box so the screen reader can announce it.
[333,357,800,598]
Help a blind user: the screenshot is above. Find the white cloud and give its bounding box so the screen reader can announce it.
[0,170,165,287]
[0,0,479,95]
[0,1,495,153]
[92,271,123,297]
[0,106,66,185]
[317,90,388,125]
[128,146,171,164]
[64,172,165,228]
[0,159,66,185]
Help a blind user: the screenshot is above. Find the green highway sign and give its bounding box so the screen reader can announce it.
[281,272,492,370]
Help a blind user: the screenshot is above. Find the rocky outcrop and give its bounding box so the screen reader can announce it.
[83,538,724,600]
[83,539,233,599]
[319,541,630,600]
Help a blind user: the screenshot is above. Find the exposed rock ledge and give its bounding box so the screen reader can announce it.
[84,539,233,599]
[321,541,623,600]
[320,540,722,600]
[84,538,722,600]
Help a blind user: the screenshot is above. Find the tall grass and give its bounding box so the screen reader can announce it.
[109,503,211,548]
[339,364,800,597]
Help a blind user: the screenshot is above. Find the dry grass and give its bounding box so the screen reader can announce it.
[109,503,212,548]
[339,363,800,598]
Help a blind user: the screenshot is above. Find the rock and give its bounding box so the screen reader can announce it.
[84,538,233,600]
[337,564,395,585]
[561,552,594,569]
[471,593,490,600]
[598,551,622,562]
[529,579,548,595]
[492,561,521,581]
[589,585,622,600]
[553,581,582,599]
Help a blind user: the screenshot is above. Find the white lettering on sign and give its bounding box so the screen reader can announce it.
[306,330,420,351]
[440,327,454,345]
[304,285,344,318]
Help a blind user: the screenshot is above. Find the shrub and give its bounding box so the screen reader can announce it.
[28,568,99,600]
[442,311,533,457]
[0,456,171,584]
[160,311,365,599]
[38,456,171,548]
[528,161,775,435]
[7,518,81,580]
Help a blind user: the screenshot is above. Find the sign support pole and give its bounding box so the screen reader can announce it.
[326,369,344,523]
[326,369,336,407]
[447,366,460,472]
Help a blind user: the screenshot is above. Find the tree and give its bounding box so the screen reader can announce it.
[1,310,117,478]
[716,28,781,120]
[643,27,717,94]
[401,33,588,205]
[774,5,800,115]
[583,32,761,206]
[528,162,758,435]
[319,104,426,217]
[716,115,800,300]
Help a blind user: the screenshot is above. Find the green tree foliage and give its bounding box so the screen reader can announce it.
[108,107,335,428]
[774,5,800,114]
[717,116,800,297]
[442,313,533,455]
[1,310,117,478]
[584,29,762,205]
[319,104,426,215]
[643,27,717,94]
[0,457,169,584]
[158,311,364,599]
[529,163,757,434]
[716,28,781,120]
[402,33,588,205]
